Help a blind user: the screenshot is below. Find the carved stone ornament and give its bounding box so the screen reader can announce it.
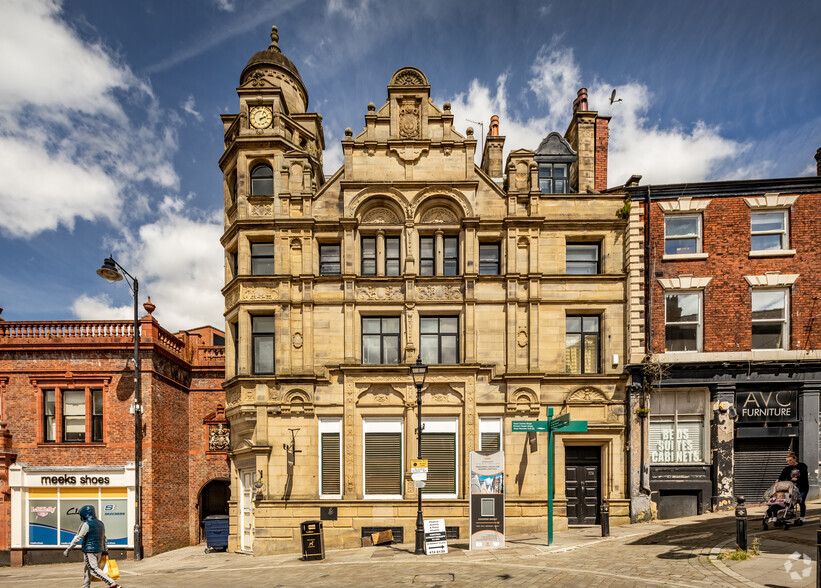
[567,386,609,403]
[394,70,425,85]
[292,332,303,349]
[242,286,275,301]
[399,99,420,139]
[517,328,528,348]
[420,207,458,224]
[250,204,274,217]
[361,207,400,224]
[416,284,462,300]
[357,285,403,300]
[209,423,230,451]
[515,161,529,191]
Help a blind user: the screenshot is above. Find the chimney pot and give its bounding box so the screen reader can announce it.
[573,88,589,113]
[490,115,499,136]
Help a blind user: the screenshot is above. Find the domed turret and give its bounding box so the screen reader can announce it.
[240,26,308,114]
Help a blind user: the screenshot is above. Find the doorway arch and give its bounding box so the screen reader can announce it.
[197,478,230,542]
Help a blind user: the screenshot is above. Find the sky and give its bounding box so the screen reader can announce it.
[0,0,819,332]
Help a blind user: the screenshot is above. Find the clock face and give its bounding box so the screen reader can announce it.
[250,106,272,129]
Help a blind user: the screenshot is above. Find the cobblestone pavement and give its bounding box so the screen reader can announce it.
[2,503,818,587]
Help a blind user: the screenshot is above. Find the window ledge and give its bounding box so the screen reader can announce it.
[37,442,106,447]
[749,249,796,257]
[662,253,709,261]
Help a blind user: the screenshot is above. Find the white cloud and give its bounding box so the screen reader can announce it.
[71,294,132,321]
[327,0,371,24]
[181,95,203,121]
[441,42,748,187]
[213,0,235,11]
[73,200,225,332]
[0,0,180,239]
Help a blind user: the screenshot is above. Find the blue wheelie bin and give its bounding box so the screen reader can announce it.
[203,514,229,553]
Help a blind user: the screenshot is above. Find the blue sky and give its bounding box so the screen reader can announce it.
[1,0,819,332]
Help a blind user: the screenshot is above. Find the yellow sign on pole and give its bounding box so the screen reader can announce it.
[411,459,428,470]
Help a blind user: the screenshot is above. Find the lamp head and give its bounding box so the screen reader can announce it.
[410,357,428,387]
[97,257,123,283]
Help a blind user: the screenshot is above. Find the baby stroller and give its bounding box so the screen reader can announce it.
[762,480,802,530]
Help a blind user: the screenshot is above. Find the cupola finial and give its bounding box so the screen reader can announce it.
[269,26,280,51]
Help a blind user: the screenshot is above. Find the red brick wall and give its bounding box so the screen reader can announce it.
[595,117,609,192]
[647,193,821,353]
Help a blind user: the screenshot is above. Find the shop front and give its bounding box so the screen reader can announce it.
[8,464,135,565]
[733,388,799,503]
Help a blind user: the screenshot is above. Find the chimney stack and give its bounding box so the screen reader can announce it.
[815,147,821,177]
[481,115,505,179]
[572,88,589,113]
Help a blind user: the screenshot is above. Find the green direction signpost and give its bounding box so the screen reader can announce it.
[513,409,587,546]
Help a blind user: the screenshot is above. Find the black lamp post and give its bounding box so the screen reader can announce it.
[97,256,143,561]
[410,357,428,555]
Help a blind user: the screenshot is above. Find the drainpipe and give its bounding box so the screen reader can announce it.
[640,186,652,494]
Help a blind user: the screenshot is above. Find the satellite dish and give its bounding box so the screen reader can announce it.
[609,89,622,105]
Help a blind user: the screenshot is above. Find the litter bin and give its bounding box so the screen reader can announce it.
[300,520,324,560]
[202,515,229,553]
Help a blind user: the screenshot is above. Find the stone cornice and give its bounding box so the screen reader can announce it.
[744,272,799,287]
[744,193,799,209]
[658,275,712,290]
[657,197,711,213]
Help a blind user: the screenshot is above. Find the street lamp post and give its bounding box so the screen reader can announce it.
[410,357,428,555]
[97,256,143,561]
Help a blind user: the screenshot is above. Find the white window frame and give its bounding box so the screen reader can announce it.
[751,288,789,350]
[664,290,703,353]
[318,419,342,499]
[362,418,403,500]
[648,389,710,465]
[479,417,503,453]
[750,209,788,252]
[421,417,458,500]
[663,214,702,257]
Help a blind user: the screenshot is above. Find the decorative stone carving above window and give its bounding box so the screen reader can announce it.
[361,207,400,224]
[744,193,799,209]
[744,272,799,287]
[657,197,711,214]
[392,69,426,86]
[420,207,458,224]
[657,275,712,290]
[566,386,609,403]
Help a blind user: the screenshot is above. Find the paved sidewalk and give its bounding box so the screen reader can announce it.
[1,502,818,587]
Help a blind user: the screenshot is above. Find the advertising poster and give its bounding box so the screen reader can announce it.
[423,518,448,555]
[469,450,504,550]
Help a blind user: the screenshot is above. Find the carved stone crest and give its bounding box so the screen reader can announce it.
[250,204,273,217]
[357,285,403,300]
[292,332,303,349]
[416,284,462,300]
[209,423,230,451]
[399,99,420,139]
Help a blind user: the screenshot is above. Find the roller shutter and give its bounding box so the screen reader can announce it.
[364,432,402,495]
[421,432,456,494]
[320,432,340,495]
[733,437,793,502]
[480,432,500,452]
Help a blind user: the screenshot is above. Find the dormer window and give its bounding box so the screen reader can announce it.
[534,132,577,195]
[538,163,569,194]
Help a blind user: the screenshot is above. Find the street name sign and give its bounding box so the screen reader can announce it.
[511,420,549,432]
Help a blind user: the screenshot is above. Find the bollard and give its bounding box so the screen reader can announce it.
[735,496,747,551]
[600,497,610,538]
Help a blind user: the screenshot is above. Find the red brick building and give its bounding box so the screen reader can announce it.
[621,158,821,521]
[0,304,227,565]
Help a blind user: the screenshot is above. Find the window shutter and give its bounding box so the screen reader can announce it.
[321,432,341,495]
[421,432,456,494]
[480,433,500,452]
[365,433,401,495]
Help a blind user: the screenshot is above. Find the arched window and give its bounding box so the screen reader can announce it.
[250,164,273,196]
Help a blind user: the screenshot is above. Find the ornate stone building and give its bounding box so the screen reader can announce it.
[220,28,630,554]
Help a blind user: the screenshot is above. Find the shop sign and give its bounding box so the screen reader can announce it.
[39,475,112,486]
[736,390,797,423]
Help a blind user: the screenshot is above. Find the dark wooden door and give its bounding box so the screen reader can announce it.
[565,447,600,525]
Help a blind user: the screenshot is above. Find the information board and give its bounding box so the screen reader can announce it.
[423,518,448,555]
[469,450,504,551]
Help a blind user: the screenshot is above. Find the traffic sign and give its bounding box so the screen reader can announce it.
[411,459,428,469]
[512,420,549,432]
[411,472,428,481]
